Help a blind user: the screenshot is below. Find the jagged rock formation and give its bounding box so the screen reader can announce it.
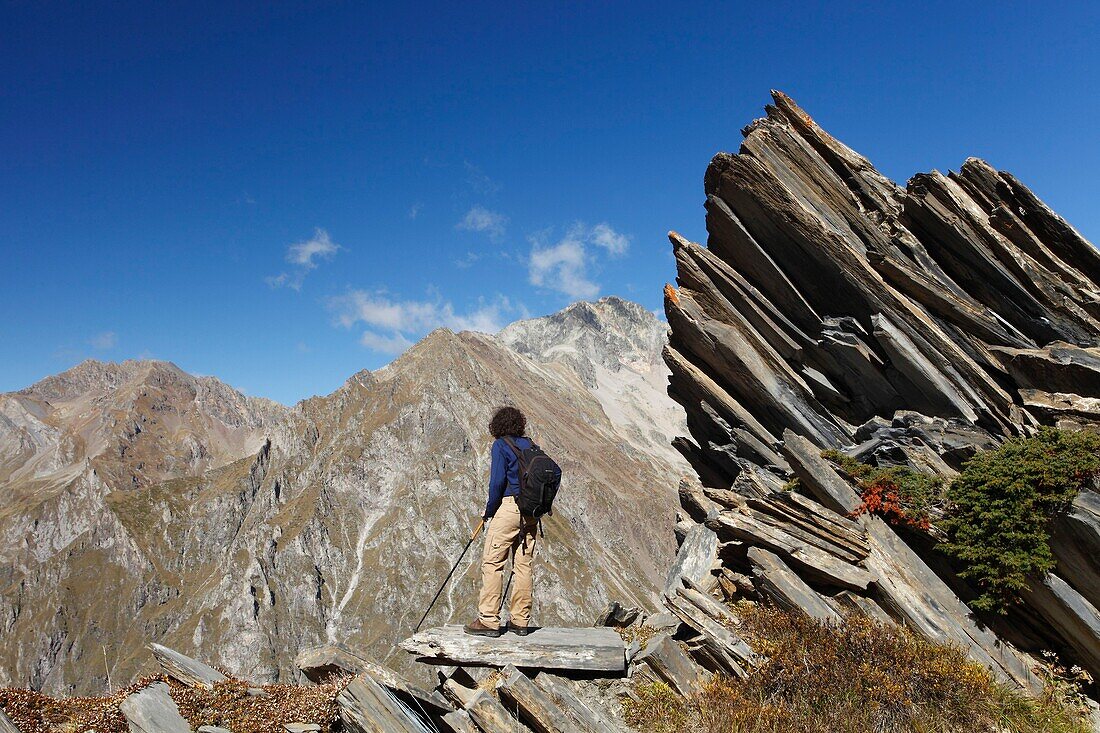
[663,91,1100,691]
[0,299,685,696]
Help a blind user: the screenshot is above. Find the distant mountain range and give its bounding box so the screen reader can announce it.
[0,296,688,695]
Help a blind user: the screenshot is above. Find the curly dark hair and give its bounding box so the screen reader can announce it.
[489,406,527,438]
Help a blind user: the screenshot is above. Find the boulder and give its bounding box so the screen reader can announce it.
[746,547,840,622]
[119,682,192,733]
[663,523,719,596]
[150,643,227,689]
[294,643,374,683]
[593,602,641,628]
[632,634,709,696]
[337,674,427,733]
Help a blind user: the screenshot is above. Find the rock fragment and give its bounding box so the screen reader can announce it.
[119,682,192,733]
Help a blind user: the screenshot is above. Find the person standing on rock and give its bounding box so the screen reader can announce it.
[464,406,542,637]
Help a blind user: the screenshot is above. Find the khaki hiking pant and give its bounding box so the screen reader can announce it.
[478,496,538,627]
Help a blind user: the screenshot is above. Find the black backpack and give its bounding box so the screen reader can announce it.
[502,436,562,518]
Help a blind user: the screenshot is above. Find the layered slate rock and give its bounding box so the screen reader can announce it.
[337,674,433,733]
[119,682,193,733]
[151,642,228,689]
[663,92,1100,689]
[295,643,452,718]
[401,626,626,673]
[295,643,375,683]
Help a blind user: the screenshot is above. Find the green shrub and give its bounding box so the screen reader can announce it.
[939,427,1100,613]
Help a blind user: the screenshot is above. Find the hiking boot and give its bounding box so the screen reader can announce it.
[506,621,531,636]
[463,619,502,637]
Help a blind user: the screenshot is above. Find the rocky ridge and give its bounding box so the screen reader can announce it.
[660,91,1100,698]
[0,299,685,696]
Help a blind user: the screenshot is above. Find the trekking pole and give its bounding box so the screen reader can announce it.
[415,518,485,633]
[499,568,514,617]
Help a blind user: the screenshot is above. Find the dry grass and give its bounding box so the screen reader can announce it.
[0,675,349,733]
[478,670,504,692]
[627,682,689,733]
[0,676,167,733]
[172,676,347,732]
[619,624,662,648]
[625,606,1091,733]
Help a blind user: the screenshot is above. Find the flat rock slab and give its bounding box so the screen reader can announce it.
[150,642,228,689]
[402,626,626,674]
[295,643,374,683]
[119,681,192,733]
[337,674,430,733]
[0,709,19,733]
[663,523,718,597]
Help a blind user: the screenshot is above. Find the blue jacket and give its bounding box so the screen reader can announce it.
[484,435,532,518]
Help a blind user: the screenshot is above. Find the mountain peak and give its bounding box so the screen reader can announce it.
[499,296,666,381]
[553,295,653,323]
[18,357,188,402]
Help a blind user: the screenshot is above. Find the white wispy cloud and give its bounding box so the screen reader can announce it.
[591,222,630,255]
[359,331,415,354]
[465,162,501,194]
[89,331,117,350]
[408,202,423,220]
[454,251,482,269]
[329,290,519,354]
[268,228,342,290]
[528,222,629,300]
[456,206,507,240]
[287,229,340,266]
[530,229,598,300]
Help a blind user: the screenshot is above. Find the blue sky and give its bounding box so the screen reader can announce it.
[2,2,1098,404]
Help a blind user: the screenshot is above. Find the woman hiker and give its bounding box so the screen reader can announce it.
[464,406,539,637]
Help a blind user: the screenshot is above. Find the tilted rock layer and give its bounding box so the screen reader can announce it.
[664,91,1100,687]
[0,297,686,695]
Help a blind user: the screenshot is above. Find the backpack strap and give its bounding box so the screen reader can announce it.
[501,436,531,469]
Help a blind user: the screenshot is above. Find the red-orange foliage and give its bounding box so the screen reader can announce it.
[855,474,932,531]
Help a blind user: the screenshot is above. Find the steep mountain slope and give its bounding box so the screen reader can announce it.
[0,360,287,692]
[0,301,684,695]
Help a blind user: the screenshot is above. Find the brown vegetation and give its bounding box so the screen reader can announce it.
[0,675,348,733]
[0,676,165,733]
[625,605,1090,733]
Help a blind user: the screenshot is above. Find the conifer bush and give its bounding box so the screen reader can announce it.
[939,427,1100,613]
